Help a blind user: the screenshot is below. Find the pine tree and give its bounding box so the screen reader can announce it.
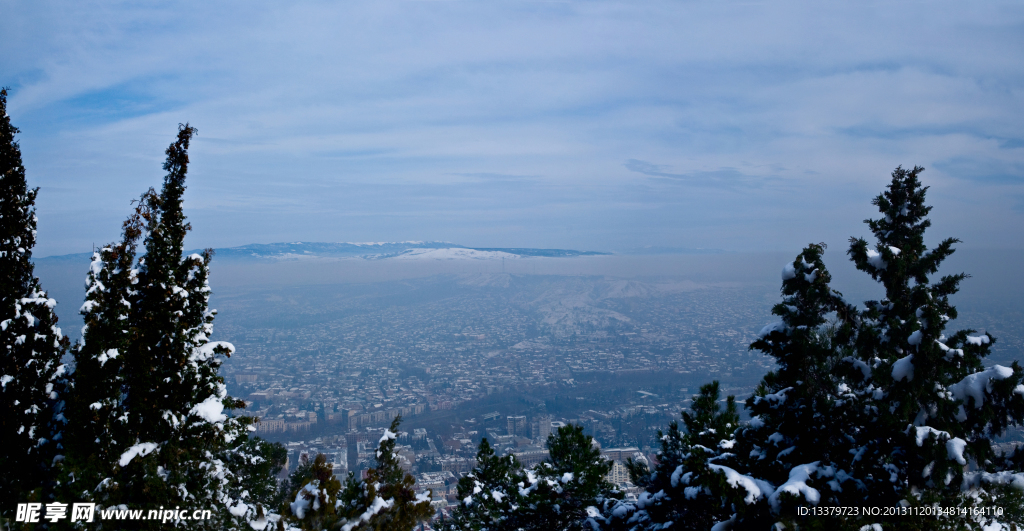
[599,167,1024,530]
[289,416,433,531]
[845,166,1024,526]
[513,424,613,531]
[729,242,866,525]
[609,381,745,531]
[284,453,343,530]
[445,438,525,531]
[59,124,285,529]
[0,87,69,509]
[59,195,147,511]
[350,416,433,530]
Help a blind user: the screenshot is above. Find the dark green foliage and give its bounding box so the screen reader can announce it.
[56,124,283,529]
[615,381,745,531]
[842,166,1024,525]
[352,416,434,530]
[287,416,432,531]
[447,424,616,531]
[446,438,525,531]
[512,424,613,531]
[59,196,146,508]
[0,87,69,508]
[284,453,343,530]
[681,381,739,450]
[735,243,866,517]
[227,437,288,525]
[598,167,1024,530]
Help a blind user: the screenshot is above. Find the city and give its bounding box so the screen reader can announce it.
[211,268,1024,516]
[214,272,778,511]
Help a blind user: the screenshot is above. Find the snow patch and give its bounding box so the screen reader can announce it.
[340,496,394,531]
[866,250,887,270]
[966,335,990,346]
[782,262,797,281]
[229,501,249,517]
[892,354,914,382]
[769,462,827,512]
[914,426,950,447]
[962,471,1024,492]
[950,366,1015,409]
[946,438,967,465]
[119,442,159,466]
[758,321,787,338]
[394,248,522,261]
[708,464,774,505]
[907,330,923,346]
[191,395,227,423]
[195,341,235,361]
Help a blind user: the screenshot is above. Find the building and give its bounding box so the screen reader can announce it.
[531,415,552,441]
[601,447,642,463]
[507,415,527,437]
[512,449,549,468]
[255,417,285,435]
[606,460,631,486]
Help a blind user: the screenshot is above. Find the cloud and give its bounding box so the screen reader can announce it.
[448,172,540,182]
[624,159,764,190]
[932,156,1024,185]
[2,0,1023,255]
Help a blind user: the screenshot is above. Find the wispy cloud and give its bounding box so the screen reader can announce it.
[3,0,1023,255]
[624,159,763,190]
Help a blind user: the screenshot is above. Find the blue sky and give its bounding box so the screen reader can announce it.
[4,0,1024,257]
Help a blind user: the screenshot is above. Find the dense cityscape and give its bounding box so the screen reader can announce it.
[211,273,774,510]
[209,269,1024,515]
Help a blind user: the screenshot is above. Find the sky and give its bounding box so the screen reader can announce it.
[4,0,1024,257]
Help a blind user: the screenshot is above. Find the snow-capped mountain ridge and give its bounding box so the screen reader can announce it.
[212,241,609,261]
[38,241,610,262]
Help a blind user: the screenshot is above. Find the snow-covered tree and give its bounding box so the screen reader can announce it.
[0,87,69,507]
[844,166,1024,526]
[513,424,613,531]
[286,416,432,531]
[284,453,344,530]
[608,381,746,531]
[58,194,147,512]
[598,167,1024,530]
[445,438,525,531]
[344,416,434,530]
[59,124,285,529]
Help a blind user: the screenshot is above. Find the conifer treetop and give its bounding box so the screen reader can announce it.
[0,86,68,505]
[596,167,1024,530]
[0,86,38,306]
[57,123,281,530]
[144,123,196,278]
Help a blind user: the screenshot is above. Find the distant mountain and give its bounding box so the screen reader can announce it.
[36,241,611,263]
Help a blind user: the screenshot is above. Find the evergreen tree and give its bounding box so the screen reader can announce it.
[350,416,433,530]
[59,194,147,512]
[727,242,866,526]
[284,453,343,530]
[445,438,525,531]
[610,382,745,531]
[59,124,284,529]
[287,416,432,531]
[845,166,1024,527]
[598,167,1024,530]
[0,87,69,509]
[513,424,613,531]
